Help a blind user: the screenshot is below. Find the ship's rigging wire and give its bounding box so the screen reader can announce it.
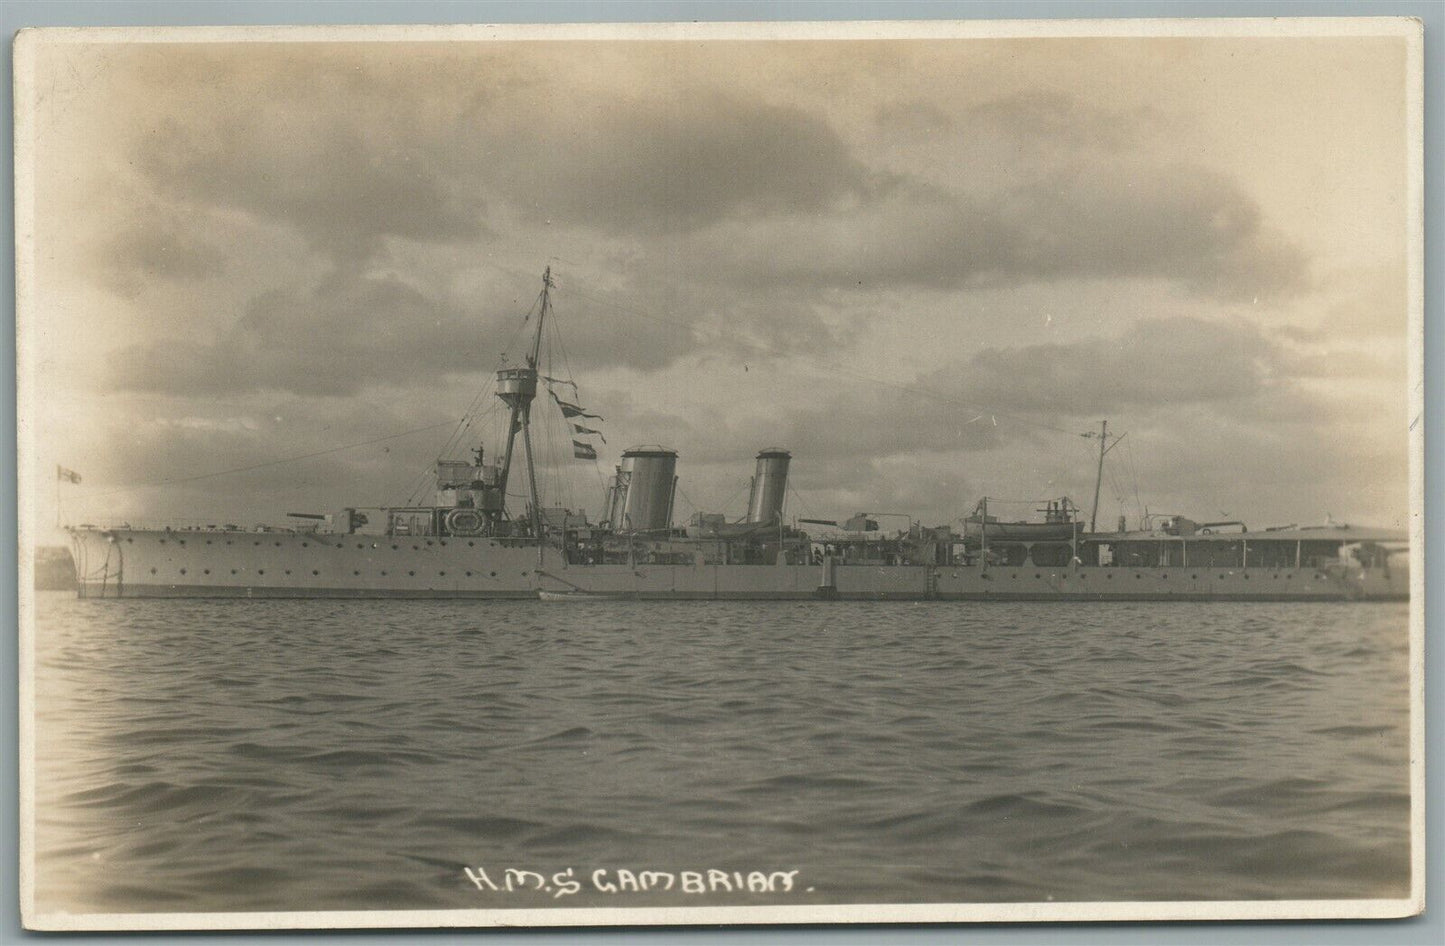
[542,294,610,507]
[713,479,753,521]
[1107,464,1128,524]
[399,393,507,507]
[395,286,549,507]
[539,340,565,512]
[158,264,1138,523]
[672,484,701,520]
[407,264,1134,522]
[784,481,825,523]
[1123,437,1146,524]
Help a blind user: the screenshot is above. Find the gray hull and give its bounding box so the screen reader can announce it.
[71,528,1407,601]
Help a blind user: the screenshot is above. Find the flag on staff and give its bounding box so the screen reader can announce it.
[572,440,598,460]
[572,423,606,443]
[56,465,81,484]
[543,376,578,393]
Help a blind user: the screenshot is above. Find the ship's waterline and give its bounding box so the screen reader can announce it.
[71,526,1406,600]
[63,270,1408,603]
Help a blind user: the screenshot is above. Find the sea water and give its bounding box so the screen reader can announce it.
[30,593,1411,913]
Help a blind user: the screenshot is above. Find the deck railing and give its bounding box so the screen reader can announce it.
[66,518,317,534]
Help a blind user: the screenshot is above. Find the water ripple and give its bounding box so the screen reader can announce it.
[32,594,1410,912]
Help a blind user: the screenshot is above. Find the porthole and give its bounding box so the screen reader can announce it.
[413,545,420,551]
[1192,574,1199,580]
[1161,573,1168,579]
[426,540,433,546]
[1286,574,1293,580]
[226,540,233,545]
[356,543,363,549]
[1106,573,1113,579]
[353,570,360,576]
[468,541,475,547]
[253,541,260,546]
[490,571,497,578]
[1034,573,1041,579]
[381,570,388,576]
[1244,574,1250,580]
[1080,573,1087,579]
[205,540,211,545]
[159,539,166,545]
[178,540,185,546]
[440,540,447,547]
[312,570,319,576]
[408,570,415,576]
[392,545,399,550]
[1135,574,1142,579]
[439,570,446,576]
[302,542,309,548]
[149,567,157,574]
[231,569,238,575]
[1011,573,1018,579]
[203,569,210,575]
[465,571,473,577]
[258,569,265,576]
[1219,573,1228,580]
[284,569,291,575]
[127,537,133,543]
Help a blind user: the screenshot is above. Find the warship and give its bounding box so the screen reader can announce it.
[67,269,1408,601]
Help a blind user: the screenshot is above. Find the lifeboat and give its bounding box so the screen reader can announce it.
[960,517,1083,542]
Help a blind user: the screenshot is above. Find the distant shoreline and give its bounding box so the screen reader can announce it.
[34,546,76,591]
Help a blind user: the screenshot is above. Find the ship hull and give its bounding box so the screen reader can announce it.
[71,528,1408,601]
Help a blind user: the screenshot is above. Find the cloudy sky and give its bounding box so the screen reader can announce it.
[21,25,1415,540]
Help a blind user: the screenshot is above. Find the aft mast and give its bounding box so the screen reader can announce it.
[1083,420,1125,533]
[494,267,553,543]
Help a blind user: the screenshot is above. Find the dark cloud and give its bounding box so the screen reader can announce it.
[696,164,1307,300]
[95,219,226,296]
[509,91,887,234]
[963,90,1162,150]
[592,314,1401,525]
[102,261,861,398]
[77,393,463,523]
[107,271,503,396]
[638,315,1292,474]
[550,274,860,376]
[138,113,487,262]
[106,45,1305,312]
[124,52,878,256]
[944,315,1283,417]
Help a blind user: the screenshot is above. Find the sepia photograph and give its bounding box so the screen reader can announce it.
[15,17,1424,931]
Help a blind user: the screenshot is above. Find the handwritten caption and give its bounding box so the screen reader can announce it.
[464,867,809,898]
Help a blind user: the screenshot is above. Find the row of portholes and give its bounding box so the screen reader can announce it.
[998,572,1316,581]
[153,567,511,579]
[139,536,488,549]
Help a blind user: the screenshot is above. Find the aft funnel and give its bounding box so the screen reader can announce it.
[746,448,791,524]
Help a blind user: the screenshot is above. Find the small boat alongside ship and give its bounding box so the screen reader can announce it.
[66,269,1408,602]
[537,589,629,602]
